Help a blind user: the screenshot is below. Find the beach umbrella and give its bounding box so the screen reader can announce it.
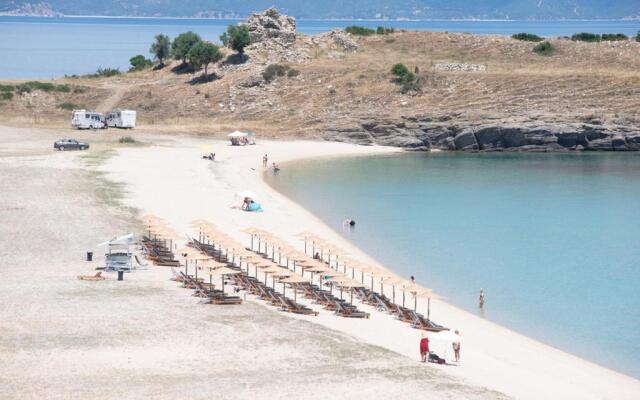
[280,275,309,303]
[336,279,365,304]
[210,266,241,294]
[228,131,248,138]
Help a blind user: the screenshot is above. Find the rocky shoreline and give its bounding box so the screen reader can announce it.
[325,117,640,152]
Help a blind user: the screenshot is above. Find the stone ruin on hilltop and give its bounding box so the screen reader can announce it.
[246,7,297,44]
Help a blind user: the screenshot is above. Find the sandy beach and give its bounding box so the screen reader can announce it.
[2,125,640,399]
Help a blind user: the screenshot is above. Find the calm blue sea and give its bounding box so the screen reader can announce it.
[264,152,640,378]
[0,16,638,78]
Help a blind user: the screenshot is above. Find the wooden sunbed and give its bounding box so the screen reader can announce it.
[77,271,105,281]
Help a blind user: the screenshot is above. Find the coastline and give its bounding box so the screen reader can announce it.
[99,136,640,399]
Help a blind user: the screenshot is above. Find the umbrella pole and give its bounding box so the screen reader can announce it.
[304,239,307,254]
[403,292,405,308]
[312,242,315,256]
[427,298,431,320]
[251,235,254,250]
[185,259,188,276]
[393,286,396,304]
[222,275,225,294]
[294,285,297,303]
[361,271,364,284]
[340,286,343,300]
[350,289,353,305]
[209,273,212,286]
[415,295,417,312]
[195,260,198,280]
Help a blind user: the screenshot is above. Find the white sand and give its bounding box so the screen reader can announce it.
[100,137,640,400]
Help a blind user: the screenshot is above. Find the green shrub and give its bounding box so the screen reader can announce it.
[129,54,153,72]
[511,33,543,42]
[24,81,55,91]
[262,64,289,82]
[58,102,83,110]
[73,86,87,94]
[287,68,300,78]
[391,63,410,78]
[601,33,628,41]
[15,84,31,94]
[376,26,395,35]
[0,84,14,92]
[571,32,601,42]
[533,41,555,56]
[119,136,137,144]
[55,84,71,92]
[1,92,13,100]
[345,26,376,36]
[84,67,121,78]
[636,31,640,42]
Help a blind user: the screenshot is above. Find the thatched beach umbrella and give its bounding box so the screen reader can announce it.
[280,275,309,303]
[210,266,241,294]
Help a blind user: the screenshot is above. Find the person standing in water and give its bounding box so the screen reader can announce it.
[479,289,485,308]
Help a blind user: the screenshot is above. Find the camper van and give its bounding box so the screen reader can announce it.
[107,109,136,129]
[71,110,106,129]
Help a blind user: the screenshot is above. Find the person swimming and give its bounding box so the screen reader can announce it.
[343,219,356,227]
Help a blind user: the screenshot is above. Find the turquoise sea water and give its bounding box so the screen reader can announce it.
[264,152,640,378]
[0,16,638,78]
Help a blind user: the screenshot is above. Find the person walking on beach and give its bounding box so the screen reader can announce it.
[420,333,430,362]
[452,330,461,362]
[262,154,268,167]
[479,289,485,308]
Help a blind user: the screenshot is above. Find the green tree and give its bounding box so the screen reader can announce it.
[220,24,252,54]
[129,55,153,71]
[150,34,171,65]
[172,31,202,64]
[188,41,222,75]
[636,31,640,42]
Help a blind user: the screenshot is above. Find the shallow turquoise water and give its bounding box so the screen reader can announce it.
[265,152,640,378]
[0,16,638,78]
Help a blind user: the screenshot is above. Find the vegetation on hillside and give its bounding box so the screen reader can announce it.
[172,31,202,64]
[570,32,628,42]
[345,26,376,36]
[511,33,543,42]
[391,63,422,93]
[220,25,251,55]
[188,41,222,75]
[129,55,153,71]
[150,34,171,66]
[533,41,555,56]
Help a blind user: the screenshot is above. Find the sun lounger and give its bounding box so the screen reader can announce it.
[334,301,370,318]
[77,271,105,281]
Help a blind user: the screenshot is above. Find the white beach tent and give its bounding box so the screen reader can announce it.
[227,131,248,138]
[97,233,137,247]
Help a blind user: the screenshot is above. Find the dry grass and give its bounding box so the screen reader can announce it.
[1,31,638,136]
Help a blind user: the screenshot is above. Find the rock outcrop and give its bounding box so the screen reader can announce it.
[325,117,640,152]
[246,7,297,44]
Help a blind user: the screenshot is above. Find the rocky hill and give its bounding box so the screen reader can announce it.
[1,8,639,151]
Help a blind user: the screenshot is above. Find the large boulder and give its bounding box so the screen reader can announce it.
[454,130,479,150]
[246,8,297,44]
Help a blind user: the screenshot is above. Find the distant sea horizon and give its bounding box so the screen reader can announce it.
[0,16,638,79]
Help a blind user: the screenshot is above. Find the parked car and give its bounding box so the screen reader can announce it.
[54,139,90,151]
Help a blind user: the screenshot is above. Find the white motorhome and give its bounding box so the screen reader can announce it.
[71,110,106,129]
[107,109,136,129]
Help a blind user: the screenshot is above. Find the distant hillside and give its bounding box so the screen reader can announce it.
[1,0,639,19]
